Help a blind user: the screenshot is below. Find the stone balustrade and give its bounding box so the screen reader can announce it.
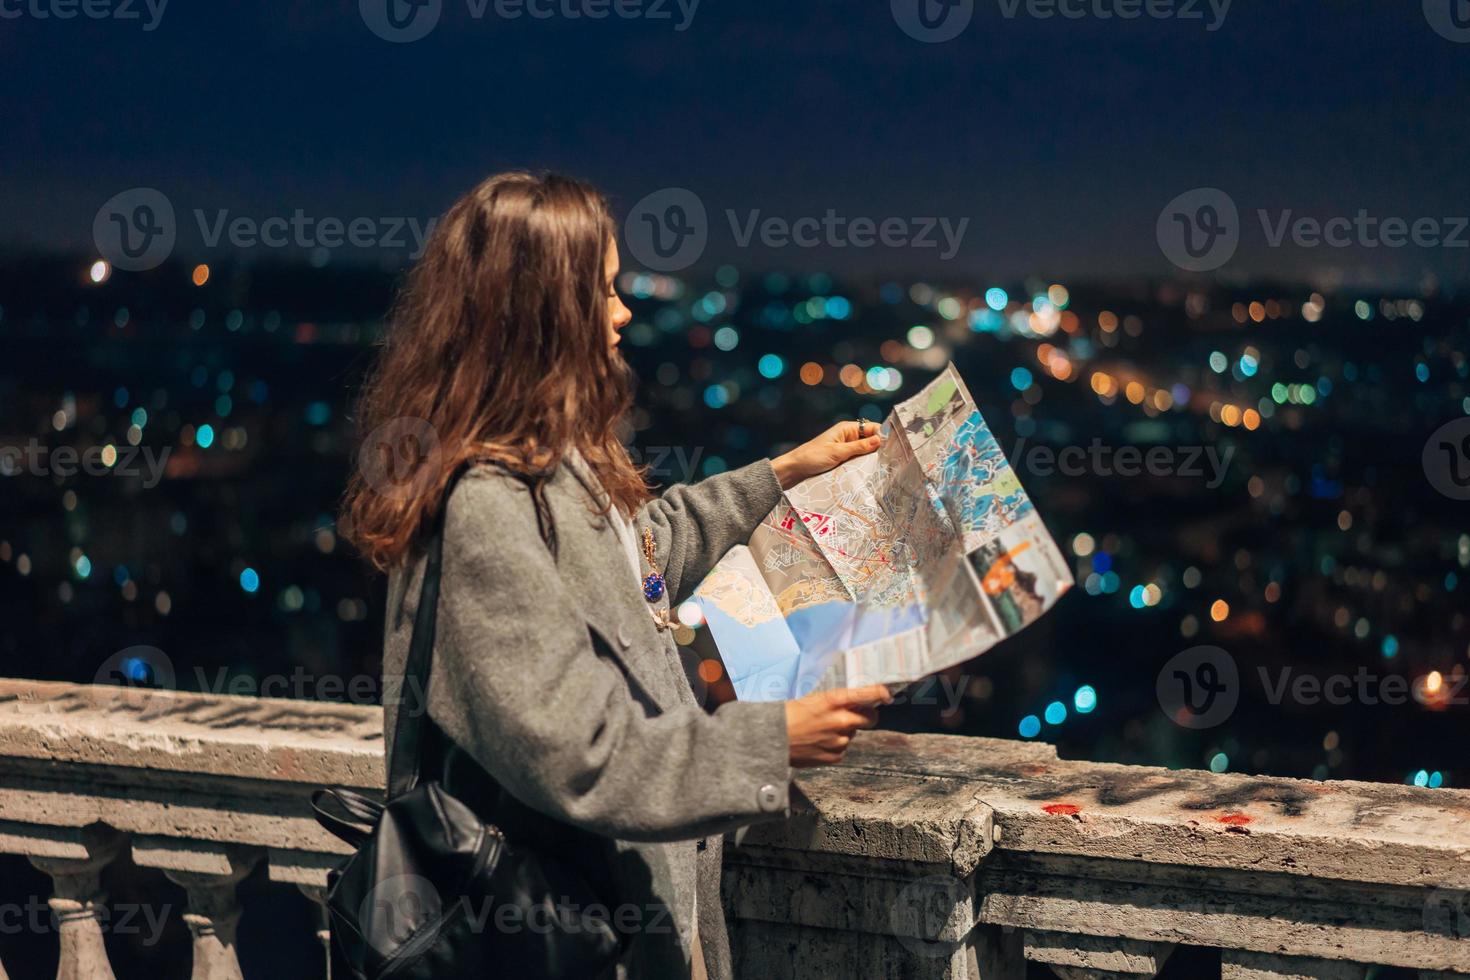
[0,678,1466,979]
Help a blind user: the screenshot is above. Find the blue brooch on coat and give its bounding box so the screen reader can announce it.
[640,527,665,602]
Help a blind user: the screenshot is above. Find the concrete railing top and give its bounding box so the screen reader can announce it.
[0,678,384,789]
[3,678,1466,887]
[759,727,1470,888]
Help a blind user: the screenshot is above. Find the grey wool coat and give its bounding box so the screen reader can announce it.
[383,455,793,979]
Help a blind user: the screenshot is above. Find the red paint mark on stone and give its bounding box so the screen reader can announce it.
[1043,803,1081,816]
[1217,813,1251,826]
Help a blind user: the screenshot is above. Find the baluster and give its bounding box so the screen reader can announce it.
[163,850,260,980]
[299,884,332,980]
[27,827,126,980]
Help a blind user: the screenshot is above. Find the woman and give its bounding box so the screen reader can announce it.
[343,171,892,979]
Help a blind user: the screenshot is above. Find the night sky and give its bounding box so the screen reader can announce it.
[3,0,1468,285]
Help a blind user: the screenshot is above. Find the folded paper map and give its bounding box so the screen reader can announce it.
[695,364,1073,701]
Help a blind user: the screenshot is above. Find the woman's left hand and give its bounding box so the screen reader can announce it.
[771,421,884,490]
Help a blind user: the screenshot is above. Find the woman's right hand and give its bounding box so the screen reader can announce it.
[784,684,893,767]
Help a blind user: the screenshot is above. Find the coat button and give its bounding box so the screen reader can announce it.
[616,627,631,649]
[757,783,783,812]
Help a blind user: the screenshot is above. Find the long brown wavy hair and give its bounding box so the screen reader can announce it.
[341,171,651,571]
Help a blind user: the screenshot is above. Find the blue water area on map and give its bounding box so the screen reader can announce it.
[697,600,803,701]
[850,598,927,643]
[786,601,854,656]
[703,595,928,700]
[788,598,927,656]
[937,411,1034,532]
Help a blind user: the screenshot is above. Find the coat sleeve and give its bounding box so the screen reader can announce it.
[636,458,784,605]
[425,468,792,843]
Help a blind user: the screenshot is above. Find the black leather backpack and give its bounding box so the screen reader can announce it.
[312,470,623,979]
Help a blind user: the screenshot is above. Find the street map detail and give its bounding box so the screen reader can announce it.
[695,364,1074,701]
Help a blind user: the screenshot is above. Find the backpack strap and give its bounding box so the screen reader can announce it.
[385,464,470,801]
